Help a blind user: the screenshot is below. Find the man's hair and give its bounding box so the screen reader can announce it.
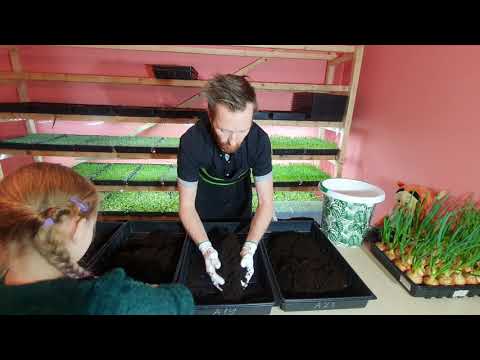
[203,74,258,116]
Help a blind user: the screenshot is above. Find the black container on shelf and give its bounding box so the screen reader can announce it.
[254,111,307,121]
[98,211,179,218]
[270,181,320,188]
[176,221,276,315]
[262,219,376,312]
[152,65,199,80]
[0,134,66,150]
[122,180,177,187]
[85,221,186,284]
[272,148,339,156]
[292,93,348,121]
[367,231,480,299]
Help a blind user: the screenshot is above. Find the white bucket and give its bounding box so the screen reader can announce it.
[319,178,385,247]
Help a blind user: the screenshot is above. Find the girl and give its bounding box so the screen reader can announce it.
[0,162,194,315]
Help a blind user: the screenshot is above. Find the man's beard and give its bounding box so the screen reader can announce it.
[210,126,242,154]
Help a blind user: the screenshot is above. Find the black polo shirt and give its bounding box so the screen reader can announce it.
[177,117,272,186]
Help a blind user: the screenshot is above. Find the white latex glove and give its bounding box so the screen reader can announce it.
[240,241,258,288]
[198,241,225,291]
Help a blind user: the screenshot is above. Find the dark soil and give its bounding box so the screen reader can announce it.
[267,231,350,297]
[103,230,183,284]
[186,227,271,305]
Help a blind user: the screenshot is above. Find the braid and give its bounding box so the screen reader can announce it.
[33,208,92,279]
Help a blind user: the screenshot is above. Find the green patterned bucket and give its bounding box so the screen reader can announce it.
[319,179,385,247]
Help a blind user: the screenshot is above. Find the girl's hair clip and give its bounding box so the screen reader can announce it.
[69,196,89,213]
[42,218,55,229]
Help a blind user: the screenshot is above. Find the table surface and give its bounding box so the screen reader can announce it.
[270,243,480,315]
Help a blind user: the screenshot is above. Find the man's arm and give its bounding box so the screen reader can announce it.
[246,175,274,244]
[178,180,225,291]
[178,181,208,246]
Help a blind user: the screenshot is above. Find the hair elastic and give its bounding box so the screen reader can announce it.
[69,196,89,213]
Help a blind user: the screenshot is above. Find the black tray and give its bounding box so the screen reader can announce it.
[0,102,206,120]
[0,134,66,150]
[272,148,339,156]
[99,211,179,218]
[292,93,348,121]
[85,221,186,284]
[367,231,480,299]
[113,146,178,154]
[254,111,307,121]
[152,65,199,80]
[262,219,376,312]
[176,222,276,315]
[79,221,125,268]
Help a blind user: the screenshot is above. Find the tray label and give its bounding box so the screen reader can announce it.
[212,307,238,315]
[452,290,469,298]
[399,275,412,291]
[314,301,336,310]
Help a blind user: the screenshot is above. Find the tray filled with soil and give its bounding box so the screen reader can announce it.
[177,224,276,315]
[79,221,125,268]
[86,221,186,285]
[262,219,376,311]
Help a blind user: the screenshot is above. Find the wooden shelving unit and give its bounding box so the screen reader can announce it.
[0,45,364,208]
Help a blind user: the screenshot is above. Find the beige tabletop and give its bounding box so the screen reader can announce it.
[270,243,480,315]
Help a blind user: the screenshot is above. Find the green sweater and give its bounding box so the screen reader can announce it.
[0,268,194,315]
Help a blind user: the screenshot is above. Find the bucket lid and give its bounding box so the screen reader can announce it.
[319,178,385,206]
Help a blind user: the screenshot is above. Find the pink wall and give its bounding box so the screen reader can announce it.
[344,45,480,222]
[0,46,331,175]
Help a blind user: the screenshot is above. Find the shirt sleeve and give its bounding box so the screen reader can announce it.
[89,268,195,315]
[177,130,201,184]
[252,130,273,179]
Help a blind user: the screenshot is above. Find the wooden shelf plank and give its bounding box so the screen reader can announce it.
[0,72,350,94]
[55,45,338,60]
[235,45,356,53]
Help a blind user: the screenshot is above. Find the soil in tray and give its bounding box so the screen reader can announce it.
[267,231,350,298]
[100,230,183,284]
[187,228,271,305]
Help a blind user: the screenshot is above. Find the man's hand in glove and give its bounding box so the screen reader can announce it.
[240,241,258,288]
[198,241,225,291]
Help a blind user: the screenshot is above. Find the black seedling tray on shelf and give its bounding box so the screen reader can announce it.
[176,221,276,315]
[113,145,178,154]
[292,93,348,121]
[0,134,66,150]
[367,231,480,299]
[270,180,320,188]
[262,219,376,312]
[85,221,186,284]
[79,221,125,268]
[255,111,307,121]
[98,210,179,219]
[272,148,339,156]
[0,102,207,120]
[121,180,177,187]
[152,65,199,80]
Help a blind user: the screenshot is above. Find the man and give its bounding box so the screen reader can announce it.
[177,74,274,291]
